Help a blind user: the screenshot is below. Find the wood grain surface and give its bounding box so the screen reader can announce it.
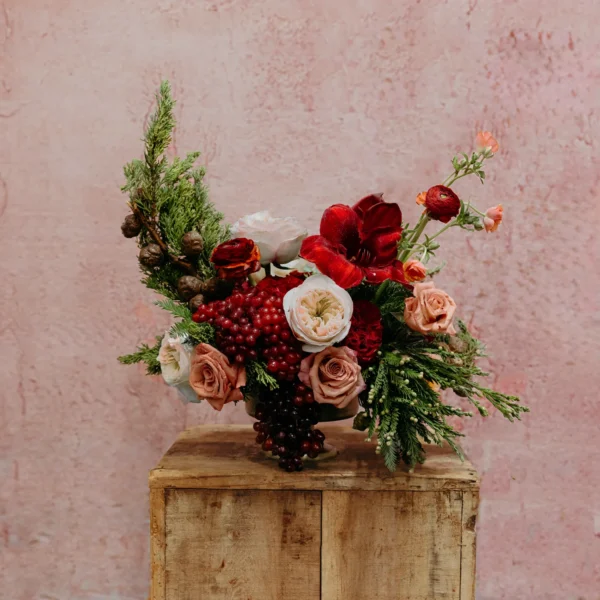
[321,490,464,600]
[149,425,479,492]
[164,489,321,600]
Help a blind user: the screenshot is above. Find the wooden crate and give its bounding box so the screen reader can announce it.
[149,425,479,600]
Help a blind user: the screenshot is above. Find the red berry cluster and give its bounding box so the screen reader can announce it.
[192,286,303,381]
[253,383,326,471]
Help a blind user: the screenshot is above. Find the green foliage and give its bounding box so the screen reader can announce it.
[155,298,215,345]
[118,336,163,375]
[121,80,229,296]
[455,200,484,232]
[356,319,528,471]
[246,361,279,393]
[450,150,491,185]
[120,81,227,372]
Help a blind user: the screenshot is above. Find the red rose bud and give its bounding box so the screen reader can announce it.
[210,238,261,279]
[425,185,460,223]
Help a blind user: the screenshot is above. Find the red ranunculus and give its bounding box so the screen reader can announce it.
[425,185,460,223]
[300,194,407,289]
[211,238,261,279]
[255,273,305,296]
[345,300,383,364]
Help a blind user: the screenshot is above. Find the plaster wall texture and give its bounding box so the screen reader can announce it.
[1,1,598,599]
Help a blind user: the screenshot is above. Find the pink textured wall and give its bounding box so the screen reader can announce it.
[1,1,598,598]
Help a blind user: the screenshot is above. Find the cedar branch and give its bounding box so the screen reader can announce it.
[130,201,198,276]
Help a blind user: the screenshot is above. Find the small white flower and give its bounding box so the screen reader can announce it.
[283,274,353,353]
[158,334,192,387]
[231,210,307,266]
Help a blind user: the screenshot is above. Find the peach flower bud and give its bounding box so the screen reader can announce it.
[476,131,499,154]
[427,380,441,393]
[403,260,427,283]
[188,344,246,411]
[416,191,427,205]
[298,346,366,409]
[404,281,456,335]
[483,204,503,232]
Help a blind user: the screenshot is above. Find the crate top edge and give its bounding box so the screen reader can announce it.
[149,425,480,492]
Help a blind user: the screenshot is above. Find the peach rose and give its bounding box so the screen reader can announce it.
[403,260,427,282]
[415,191,427,205]
[404,281,456,335]
[476,131,499,154]
[298,346,366,409]
[483,204,503,232]
[188,343,246,411]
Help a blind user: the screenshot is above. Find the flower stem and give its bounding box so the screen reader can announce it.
[399,213,430,262]
[374,279,390,303]
[403,220,458,262]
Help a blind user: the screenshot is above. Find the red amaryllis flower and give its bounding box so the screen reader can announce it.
[345,300,383,364]
[255,273,305,296]
[211,238,261,279]
[425,185,460,223]
[300,194,407,289]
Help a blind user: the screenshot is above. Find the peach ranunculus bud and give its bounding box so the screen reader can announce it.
[483,204,503,232]
[188,343,246,411]
[298,346,366,409]
[404,281,457,335]
[476,131,499,154]
[403,260,427,282]
[416,191,427,205]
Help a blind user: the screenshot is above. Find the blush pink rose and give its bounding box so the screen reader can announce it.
[189,343,246,411]
[298,346,366,409]
[404,281,457,335]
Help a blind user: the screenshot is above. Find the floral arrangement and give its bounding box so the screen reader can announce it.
[119,82,527,472]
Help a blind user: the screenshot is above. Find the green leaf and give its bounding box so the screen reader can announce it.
[118,336,163,375]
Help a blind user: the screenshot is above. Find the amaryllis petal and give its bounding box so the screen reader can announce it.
[352,194,384,219]
[359,201,402,241]
[300,235,364,289]
[320,204,360,252]
[307,194,407,289]
[362,230,402,266]
[364,260,409,285]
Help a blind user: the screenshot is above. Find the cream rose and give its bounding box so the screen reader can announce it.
[231,211,308,266]
[403,281,457,335]
[188,344,246,411]
[283,274,353,352]
[298,346,366,409]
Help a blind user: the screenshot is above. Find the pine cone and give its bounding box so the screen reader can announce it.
[121,214,142,238]
[139,244,164,267]
[201,277,234,300]
[177,276,203,301]
[188,294,205,313]
[181,231,204,257]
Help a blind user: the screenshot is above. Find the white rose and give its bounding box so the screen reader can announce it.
[175,382,202,404]
[231,211,307,265]
[283,274,353,353]
[158,334,192,386]
[271,258,318,278]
